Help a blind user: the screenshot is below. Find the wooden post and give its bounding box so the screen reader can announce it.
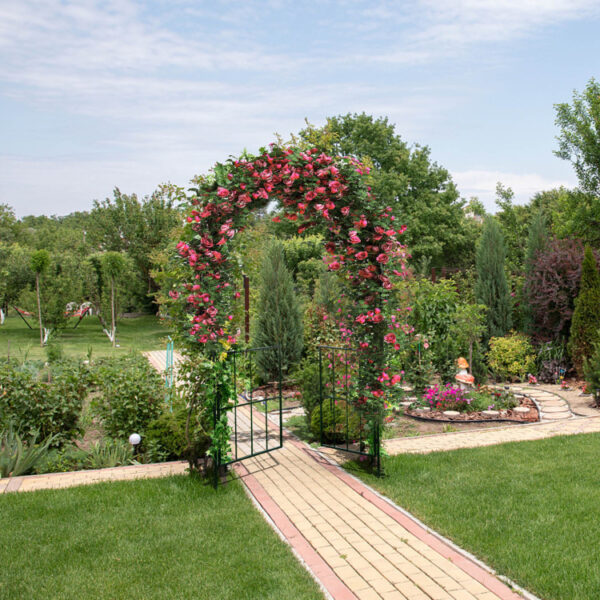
[431,267,436,283]
[243,275,250,345]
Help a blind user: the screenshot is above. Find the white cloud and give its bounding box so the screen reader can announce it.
[452,169,576,211]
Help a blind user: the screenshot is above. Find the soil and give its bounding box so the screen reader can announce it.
[385,414,520,438]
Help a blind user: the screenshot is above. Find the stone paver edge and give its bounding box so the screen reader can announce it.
[302,438,531,600]
[1,460,188,494]
[234,459,358,600]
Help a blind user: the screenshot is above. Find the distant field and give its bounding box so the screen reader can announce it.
[0,313,171,360]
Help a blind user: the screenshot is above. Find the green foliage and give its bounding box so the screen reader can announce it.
[523,210,548,333]
[310,400,361,443]
[475,217,512,341]
[92,355,163,439]
[144,401,211,462]
[583,342,600,407]
[295,359,321,425]
[281,235,324,296]
[302,302,339,361]
[29,249,50,275]
[252,241,303,380]
[84,439,133,469]
[568,246,600,376]
[487,332,536,382]
[449,303,487,372]
[554,78,600,197]
[0,424,56,477]
[33,445,88,474]
[0,360,90,447]
[300,113,478,270]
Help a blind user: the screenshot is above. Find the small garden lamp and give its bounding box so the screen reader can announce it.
[129,433,141,457]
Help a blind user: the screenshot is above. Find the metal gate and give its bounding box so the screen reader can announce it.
[318,345,382,476]
[213,345,283,483]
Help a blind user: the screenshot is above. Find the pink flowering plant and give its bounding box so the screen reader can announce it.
[163,145,410,459]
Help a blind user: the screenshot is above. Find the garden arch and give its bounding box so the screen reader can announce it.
[168,145,408,471]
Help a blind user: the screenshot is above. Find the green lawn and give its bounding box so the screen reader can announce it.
[0,475,322,600]
[0,314,170,360]
[347,433,600,600]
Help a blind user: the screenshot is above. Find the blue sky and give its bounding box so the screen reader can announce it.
[1,0,599,217]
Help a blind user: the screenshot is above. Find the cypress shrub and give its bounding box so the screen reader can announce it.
[252,241,303,381]
[475,217,512,342]
[523,210,548,334]
[568,246,600,376]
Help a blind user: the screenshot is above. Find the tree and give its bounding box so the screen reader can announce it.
[100,252,128,346]
[252,241,303,381]
[30,249,50,346]
[475,217,512,342]
[494,183,533,273]
[90,185,182,308]
[523,210,548,333]
[299,113,479,270]
[554,78,600,197]
[450,303,487,373]
[568,246,600,376]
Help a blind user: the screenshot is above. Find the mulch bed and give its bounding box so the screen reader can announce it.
[405,395,539,424]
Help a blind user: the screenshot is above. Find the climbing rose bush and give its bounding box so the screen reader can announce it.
[167,145,409,416]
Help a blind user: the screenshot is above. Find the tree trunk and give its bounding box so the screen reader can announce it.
[111,277,116,347]
[36,273,43,347]
[468,341,473,374]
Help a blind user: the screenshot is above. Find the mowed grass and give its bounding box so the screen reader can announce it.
[0,475,323,600]
[0,314,170,360]
[347,433,600,600]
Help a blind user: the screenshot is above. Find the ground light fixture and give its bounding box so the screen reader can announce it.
[129,433,141,454]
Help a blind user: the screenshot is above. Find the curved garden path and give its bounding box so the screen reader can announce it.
[384,386,600,456]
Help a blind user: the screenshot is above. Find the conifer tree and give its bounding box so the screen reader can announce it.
[523,210,548,334]
[252,241,303,381]
[475,217,512,342]
[568,246,600,376]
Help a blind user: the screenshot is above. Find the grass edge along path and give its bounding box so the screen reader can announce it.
[346,432,600,600]
[0,474,324,600]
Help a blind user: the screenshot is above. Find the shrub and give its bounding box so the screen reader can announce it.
[252,241,303,381]
[295,359,321,425]
[302,302,339,361]
[584,343,600,407]
[568,246,600,376]
[92,355,163,439]
[84,439,133,469]
[144,403,211,462]
[475,217,512,342]
[34,445,88,474]
[487,332,536,382]
[310,400,362,444]
[524,238,598,341]
[0,360,90,447]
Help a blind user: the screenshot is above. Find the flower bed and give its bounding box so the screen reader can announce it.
[405,384,539,423]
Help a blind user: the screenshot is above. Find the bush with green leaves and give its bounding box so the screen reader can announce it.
[144,400,211,463]
[92,355,163,439]
[0,360,90,447]
[487,332,536,382]
[310,400,362,444]
[568,246,600,377]
[584,342,600,407]
[295,359,321,425]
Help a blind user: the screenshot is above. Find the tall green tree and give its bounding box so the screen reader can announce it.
[523,210,548,334]
[90,185,182,307]
[475,217,512,342]
[555,78,600,197]
[30,249,50,346]
[100,252,128,346]
[252,242,303,381]
[568,246,600,376]
[299,114,479,270]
